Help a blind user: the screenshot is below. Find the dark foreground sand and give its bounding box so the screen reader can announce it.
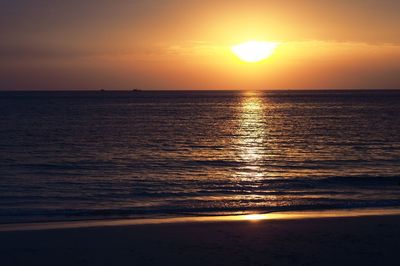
[1,215,400,266]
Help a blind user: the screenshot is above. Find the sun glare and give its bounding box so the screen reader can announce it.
[243,214,267,221]
[232,41,279,63]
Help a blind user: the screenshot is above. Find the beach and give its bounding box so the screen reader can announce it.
[1,92,400,266]
[1,211,399,266]
[3,1,400,265]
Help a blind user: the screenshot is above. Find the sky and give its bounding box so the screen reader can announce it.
[1,0,400,90]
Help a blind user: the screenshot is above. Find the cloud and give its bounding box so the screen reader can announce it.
[0,45,93,61]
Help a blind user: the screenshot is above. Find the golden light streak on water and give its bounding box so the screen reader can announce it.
[236,91,266,182]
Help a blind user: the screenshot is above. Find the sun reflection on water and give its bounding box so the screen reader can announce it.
[241,213,267,221]
[236,91,266,181]
[232,91,281,209]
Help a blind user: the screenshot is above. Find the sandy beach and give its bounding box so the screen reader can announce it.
[1,211,399,266]
[3,1,400,265]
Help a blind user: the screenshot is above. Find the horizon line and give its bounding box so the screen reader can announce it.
[1,88,400,92]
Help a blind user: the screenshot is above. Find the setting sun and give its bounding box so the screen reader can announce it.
[232,41,279,63]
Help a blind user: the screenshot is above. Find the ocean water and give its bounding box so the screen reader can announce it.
[0,90,400,223]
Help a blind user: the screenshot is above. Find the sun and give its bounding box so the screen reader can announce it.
[231,41,279,63]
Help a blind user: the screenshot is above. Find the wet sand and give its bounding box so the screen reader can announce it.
[1,213,400,266]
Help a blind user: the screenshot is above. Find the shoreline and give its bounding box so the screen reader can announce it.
[1,209,399,266]
[1,206,399,232]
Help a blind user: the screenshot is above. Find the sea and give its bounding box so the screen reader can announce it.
[0,90,399,223]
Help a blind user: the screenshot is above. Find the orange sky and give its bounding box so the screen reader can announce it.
[1,0,400,90]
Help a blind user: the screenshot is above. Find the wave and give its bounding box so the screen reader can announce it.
[1,200,400,224]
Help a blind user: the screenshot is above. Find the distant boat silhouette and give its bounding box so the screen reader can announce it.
[131,89,142,92]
